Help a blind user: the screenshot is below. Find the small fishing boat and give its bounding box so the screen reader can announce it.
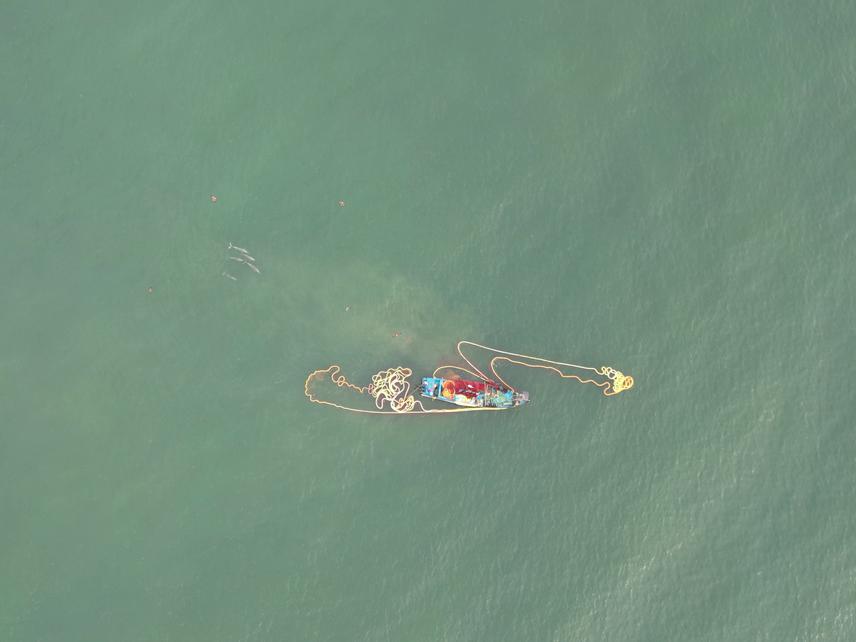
[420,377,529,409]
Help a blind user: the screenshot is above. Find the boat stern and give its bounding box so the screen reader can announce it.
[513,390,529,406]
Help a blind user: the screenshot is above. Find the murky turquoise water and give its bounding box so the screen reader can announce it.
[3,1,855,640]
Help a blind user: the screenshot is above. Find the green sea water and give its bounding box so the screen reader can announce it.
[3,0,856,640]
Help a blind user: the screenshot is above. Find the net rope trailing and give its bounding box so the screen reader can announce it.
[304,340,634,415]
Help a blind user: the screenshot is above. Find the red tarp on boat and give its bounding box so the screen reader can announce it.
[454,379,485,398]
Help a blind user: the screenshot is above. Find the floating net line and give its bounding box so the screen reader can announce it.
[304,340,634,415]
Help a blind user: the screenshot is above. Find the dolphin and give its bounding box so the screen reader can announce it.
[227,242,250,254]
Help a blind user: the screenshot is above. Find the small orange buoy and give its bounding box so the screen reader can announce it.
[210,194,218,203]
[337,199,345,207]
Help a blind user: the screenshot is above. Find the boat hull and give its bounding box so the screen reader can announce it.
[420,377,529,409]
